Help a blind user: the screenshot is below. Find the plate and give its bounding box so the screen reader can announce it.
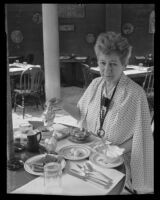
[24,154,66,176]
[75,56,87,60]
[60,56,71,60]
[58,145,90,160]
[89,153,124,168]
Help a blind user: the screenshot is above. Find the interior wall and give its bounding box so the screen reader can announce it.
[6,4,43,65]
[59,4,105,57]
[121,4,154,63]
[6,4,154,66]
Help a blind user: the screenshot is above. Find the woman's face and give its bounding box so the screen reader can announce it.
[98,52,125,84]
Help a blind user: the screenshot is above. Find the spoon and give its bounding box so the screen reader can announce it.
[85,162,113,182]
[76,164,109,185]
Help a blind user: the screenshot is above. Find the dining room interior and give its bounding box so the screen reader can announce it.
[6,3,154,196]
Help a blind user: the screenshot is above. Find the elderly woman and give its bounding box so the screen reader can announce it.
[46,32,153,194]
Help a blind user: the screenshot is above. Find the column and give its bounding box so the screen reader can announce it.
[42,4,60,101]
[6,5,14,161]
[105,4,122,33]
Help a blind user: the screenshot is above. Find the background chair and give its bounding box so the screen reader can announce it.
[24,54,34,64]
[134,56,146,66]
[142,67,154,113]
[81,63,94,88]
[13,67,44,118]
[85,56,97,67]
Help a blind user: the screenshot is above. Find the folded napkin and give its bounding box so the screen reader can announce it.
[90,141,124,160]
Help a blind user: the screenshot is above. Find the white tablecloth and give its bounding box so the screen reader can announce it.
[11,164,125,195]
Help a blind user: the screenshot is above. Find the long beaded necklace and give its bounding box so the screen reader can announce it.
[97,81,119,138]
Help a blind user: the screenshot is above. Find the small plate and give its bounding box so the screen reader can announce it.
[58,145,90,160]
[59,56,71,60]
[89,153,124,168]
[75,56,87,60]
[68,135,93,143]
[24,154,66,176]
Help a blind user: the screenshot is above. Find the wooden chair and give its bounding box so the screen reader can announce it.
[81,63,93,88]
[142,67,154,112]
[134,56,146,66]
[24,54,34,64]
[13,67,44,118]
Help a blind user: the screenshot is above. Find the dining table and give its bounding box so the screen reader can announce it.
[9,63,41,76]
[90,65,153,78]
[8,56,23,64]
[7,125,126,195]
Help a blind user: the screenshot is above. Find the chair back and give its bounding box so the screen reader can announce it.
[20,67,44,93]
[81,63,93,88]
[25,54,34,64]
[143,67,154,94]
[143,67,154,112]
[134,56,146,66]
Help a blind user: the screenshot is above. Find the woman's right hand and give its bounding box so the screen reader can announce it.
[48,97,64,110]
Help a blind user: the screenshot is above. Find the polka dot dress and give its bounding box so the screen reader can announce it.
[77,73,153,193]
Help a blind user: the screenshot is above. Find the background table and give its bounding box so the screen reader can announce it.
[90,65,153,87]
[60,57,87,87]
[90,65,152,78]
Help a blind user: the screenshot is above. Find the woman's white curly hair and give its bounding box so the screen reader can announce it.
[94,32,132,66]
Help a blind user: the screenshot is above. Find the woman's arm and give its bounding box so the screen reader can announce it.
[119,137,132,154]
[62,101,81,121]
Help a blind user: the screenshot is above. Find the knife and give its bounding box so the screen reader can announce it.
[67,169,111,189]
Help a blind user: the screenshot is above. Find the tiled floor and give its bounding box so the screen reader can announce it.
[11,86,130,195]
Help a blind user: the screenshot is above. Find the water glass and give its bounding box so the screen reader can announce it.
[44,162,62,194]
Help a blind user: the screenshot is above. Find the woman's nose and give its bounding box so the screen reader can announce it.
[104,64,111,73]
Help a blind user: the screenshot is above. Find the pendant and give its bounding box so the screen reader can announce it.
[97,129,105,138]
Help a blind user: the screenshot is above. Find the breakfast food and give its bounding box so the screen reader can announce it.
[70,148,85,158]
[31,154,63,172]
[71,128,90,141]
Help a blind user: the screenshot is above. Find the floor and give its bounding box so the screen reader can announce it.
[12,86,85,129]
[11,86,131,195]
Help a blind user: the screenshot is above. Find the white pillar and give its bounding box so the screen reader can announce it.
[42,4,60,101]
[6,5,14,161]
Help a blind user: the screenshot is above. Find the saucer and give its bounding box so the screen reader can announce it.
[68,135,93,143]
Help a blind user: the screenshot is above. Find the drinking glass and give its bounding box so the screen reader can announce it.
[44,162,62,194]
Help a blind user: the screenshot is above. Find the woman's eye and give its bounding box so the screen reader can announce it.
[99,61,106,66]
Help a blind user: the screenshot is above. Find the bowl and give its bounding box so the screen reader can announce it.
[70,128,90,141]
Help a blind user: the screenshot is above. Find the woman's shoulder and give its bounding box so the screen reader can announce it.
[125,76,146,99]
[91,77,103,85]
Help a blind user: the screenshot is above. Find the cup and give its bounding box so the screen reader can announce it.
[44,162,62,194]
[26,130,42,152]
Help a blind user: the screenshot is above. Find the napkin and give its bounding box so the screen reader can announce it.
[11,161,125,195]
[70,162,113,188]
[105,145,125,158]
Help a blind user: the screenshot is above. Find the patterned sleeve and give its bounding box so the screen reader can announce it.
[77,78,100,127]
[106,85,153,193]
[130,89,154,193]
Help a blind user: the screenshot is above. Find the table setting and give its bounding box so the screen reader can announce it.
[8,99,126,195]
[9,122,125,195]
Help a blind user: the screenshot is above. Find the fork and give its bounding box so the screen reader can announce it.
[77,163,113,183]
[70,168,111,189]
[76,164,112,185]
